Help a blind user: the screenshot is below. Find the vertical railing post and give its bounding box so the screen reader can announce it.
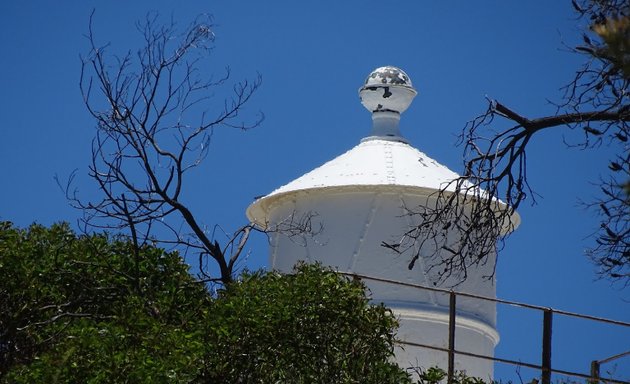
[541,309,553,384]
[447,291,456,384]
[589,360,600,384]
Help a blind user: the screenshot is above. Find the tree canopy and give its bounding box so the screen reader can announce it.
[0,222,210,382]
[0,222,410,383]
[203,265,409,383]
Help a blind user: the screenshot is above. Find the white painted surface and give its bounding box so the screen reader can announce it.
[246,138,465,224]
[359,66,417,114]
[246,66,517,379]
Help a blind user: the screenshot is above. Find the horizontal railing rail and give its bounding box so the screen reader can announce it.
[339,272,630,384]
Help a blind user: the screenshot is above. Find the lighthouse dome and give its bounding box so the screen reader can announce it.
[247,66,519,232]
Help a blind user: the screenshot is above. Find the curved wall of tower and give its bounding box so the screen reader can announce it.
[262,188,499,379]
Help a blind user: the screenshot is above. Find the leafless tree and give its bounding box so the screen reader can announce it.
[391,0,630,285]
[68,12,263,285]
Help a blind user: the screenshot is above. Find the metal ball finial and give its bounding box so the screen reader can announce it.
[359,66,417,114]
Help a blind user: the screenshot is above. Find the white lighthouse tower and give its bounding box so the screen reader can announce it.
[247,66,519,379]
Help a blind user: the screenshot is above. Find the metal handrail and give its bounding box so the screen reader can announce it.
[339,272,630,328]
[400,340,630,384]
[339,272,630,384]
[591,351,630,384]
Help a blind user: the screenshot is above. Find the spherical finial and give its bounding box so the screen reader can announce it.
[364,66,414,88]
[359,66,417,114]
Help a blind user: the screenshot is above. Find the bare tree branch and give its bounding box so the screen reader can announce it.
[66,12,264,284]
[389,0,630,286]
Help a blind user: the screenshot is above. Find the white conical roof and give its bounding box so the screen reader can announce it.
[278,139,458,195]
[246,66,520,230]
[246,137,462,226]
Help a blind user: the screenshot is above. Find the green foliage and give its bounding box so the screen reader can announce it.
[417,367,449,384]
[1,223,411,383]
[592,8,630,78]
[202,263,411,383]
[0,222,210,383]
[415,367,488,384]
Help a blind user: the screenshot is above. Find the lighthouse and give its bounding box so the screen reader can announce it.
[246,66,519,379]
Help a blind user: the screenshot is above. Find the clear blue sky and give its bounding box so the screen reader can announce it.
[1,1,628,381]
